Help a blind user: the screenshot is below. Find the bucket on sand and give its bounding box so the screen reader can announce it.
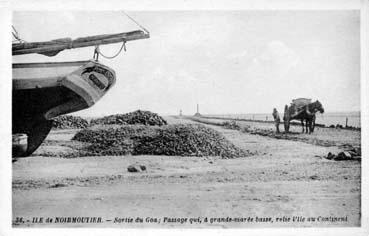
[12,133,28,157]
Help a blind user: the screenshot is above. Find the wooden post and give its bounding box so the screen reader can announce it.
[345,117,348,127]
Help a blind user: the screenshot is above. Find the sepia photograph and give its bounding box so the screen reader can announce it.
[2,1,368,234]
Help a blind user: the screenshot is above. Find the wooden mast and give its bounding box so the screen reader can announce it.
[12,30,149,56]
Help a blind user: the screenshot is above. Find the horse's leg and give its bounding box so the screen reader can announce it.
[306,119,310,134]
[311,115,316,132]
[301,119,304,133]
[305,120,307,133]
[304,118,307,133]
[284,120,289,133]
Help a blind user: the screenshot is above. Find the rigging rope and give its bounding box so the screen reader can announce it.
[95,41,126,59]
[122,11,150,34]
[12,25,26,43]
[94,12,148,60]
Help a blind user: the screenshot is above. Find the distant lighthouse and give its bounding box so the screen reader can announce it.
[194,103,201,117]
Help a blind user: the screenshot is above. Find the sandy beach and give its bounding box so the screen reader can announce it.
[12,116,361,228]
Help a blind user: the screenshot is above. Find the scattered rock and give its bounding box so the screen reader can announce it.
[127,165,142,173]
[326,152,335,160]
[309,175,319,180]
[343,151,352,158]
[325,148,361,161]
[334,152,347,161]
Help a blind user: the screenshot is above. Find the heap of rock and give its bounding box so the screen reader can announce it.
[326,147,361,161]
[72,124,250,158]
[90,110,167,126]
[52,115,88,129]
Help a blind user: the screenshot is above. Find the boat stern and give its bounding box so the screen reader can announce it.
[44,60,116,119]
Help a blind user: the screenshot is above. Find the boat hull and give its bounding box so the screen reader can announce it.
[12,60,116,156]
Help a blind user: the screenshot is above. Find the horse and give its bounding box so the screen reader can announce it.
[283,100,324,134]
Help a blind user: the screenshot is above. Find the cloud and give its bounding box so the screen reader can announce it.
[250,41,300,76]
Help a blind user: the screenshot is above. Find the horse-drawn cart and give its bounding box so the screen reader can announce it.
[283,98,324,133]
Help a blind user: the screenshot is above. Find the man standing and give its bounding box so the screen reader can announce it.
[272,108,280,133]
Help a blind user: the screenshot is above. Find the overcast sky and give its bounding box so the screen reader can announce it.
[13,11,360,116]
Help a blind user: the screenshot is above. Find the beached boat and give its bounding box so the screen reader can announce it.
[12,29,149,157]
[12,60,116,156]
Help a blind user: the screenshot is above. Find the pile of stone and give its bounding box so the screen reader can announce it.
[326,147,361,161]
[52,115,88,129]
[90,110,167,126]
[72,124,250,158]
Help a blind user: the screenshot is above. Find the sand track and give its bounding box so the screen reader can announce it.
[186,116,360,149]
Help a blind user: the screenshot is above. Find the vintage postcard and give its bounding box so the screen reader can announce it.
[1,0,368,235]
